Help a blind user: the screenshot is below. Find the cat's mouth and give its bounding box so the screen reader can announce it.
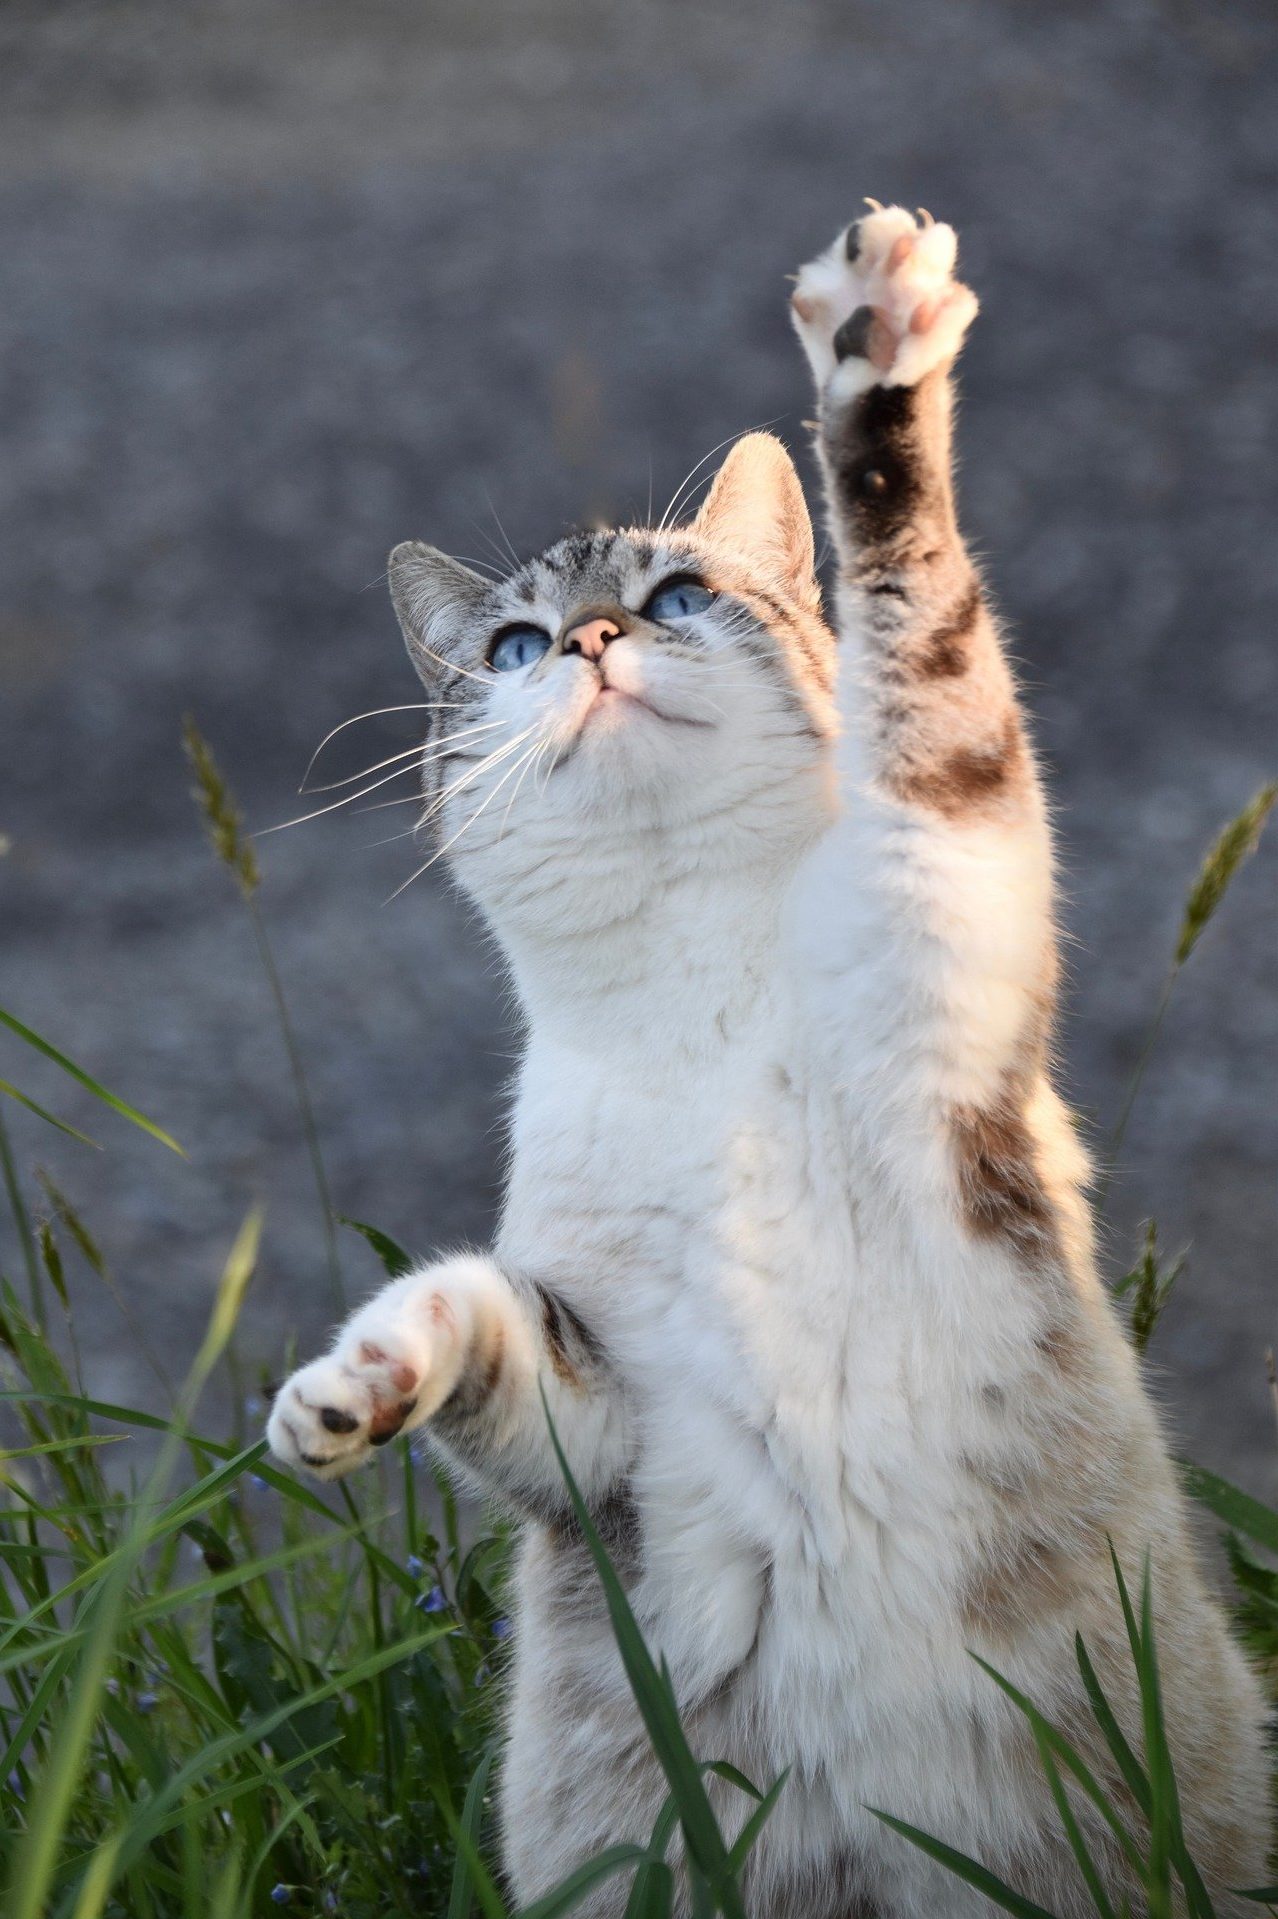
[582,680,712,732]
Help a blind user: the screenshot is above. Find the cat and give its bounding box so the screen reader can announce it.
[267,205,1271,1916]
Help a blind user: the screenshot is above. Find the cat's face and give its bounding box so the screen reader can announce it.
[388,434,836,936]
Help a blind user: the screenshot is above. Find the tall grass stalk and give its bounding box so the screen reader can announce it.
[1102,783,1276,1200]
[183,718,345,1317]
[0,1103,41,1315]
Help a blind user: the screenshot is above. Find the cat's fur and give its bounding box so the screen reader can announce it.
[267,208,1271,1915]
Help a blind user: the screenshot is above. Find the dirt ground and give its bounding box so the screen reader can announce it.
[1,0,1275,1496]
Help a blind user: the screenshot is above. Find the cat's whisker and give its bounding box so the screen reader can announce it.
[471,739,546,850]
[301,722,505,795]
[269,723,515,830]
[302,744,426,795]
[350,737,527,820]
[414,728,539,835]
[656,420,782,534]
[448,551,507,581]
[495,733,550,843]
[537,730,570,794]
[301,701,473,786]
[412,639,495,687]
[260,761,435,835]
[656,431,745,536]
[480,484,522,572]
[351,791,431,816]
[389,736,543,898]
[361,819,426,849]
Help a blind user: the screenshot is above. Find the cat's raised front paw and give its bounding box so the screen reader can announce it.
[267,1333,427,1480]
[790,202,978,396]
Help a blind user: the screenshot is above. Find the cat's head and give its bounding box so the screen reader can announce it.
[388,433,836,937]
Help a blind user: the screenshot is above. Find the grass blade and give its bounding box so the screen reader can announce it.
[866,1809,1056,1917]
[972,1650,1144,1871]
[1179,1462,1278,1554]
[724,1769,789,1876]
[540,1390,744,1918]
[447,1743,502,1919]
[1033,1732,1118,1919]
[518,1846,652,1919]
[1074,1633,1151,1819]
[0,1080,100,1149]
[340,1216,415,1278]
[0,1006,183,1155]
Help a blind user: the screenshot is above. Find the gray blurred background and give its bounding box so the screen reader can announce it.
[1,0,1274,1494]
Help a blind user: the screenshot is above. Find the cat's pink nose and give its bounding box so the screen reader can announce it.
[562,615,622,663]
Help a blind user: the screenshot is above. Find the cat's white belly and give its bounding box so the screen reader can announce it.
[501,1041,1042,1909]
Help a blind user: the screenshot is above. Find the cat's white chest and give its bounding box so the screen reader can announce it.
[497,1033,726,1308]
[633,1050,987,1702]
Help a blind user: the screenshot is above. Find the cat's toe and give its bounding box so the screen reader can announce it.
[791,203,977,395]
[267,1359,370,1477]
[266,1340,425,1479]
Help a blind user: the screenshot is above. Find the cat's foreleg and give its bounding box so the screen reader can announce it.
[266,1253,629,1521]
[790,207,1060,1129]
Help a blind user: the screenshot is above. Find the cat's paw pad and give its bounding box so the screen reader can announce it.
[791,203,978,395]
[266,1337,425,1480]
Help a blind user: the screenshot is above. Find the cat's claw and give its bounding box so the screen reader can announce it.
[267,1336,426,1480]
[790,203,978,397]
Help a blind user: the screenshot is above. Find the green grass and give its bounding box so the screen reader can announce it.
[0,746,1274,1916]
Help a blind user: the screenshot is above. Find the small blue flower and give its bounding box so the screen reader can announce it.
[136,1691,159,1714]
[491,1617,511,1640]
[405,1554,426,1579]
[7,1770,24,1800]
[249,1473,269,1491]
[245,1395,264,1417]
[415,1584,448,1614]
[269,1887,291,1906]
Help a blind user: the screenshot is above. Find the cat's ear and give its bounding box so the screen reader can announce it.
[693,434,818,613]
[388,542,489,688]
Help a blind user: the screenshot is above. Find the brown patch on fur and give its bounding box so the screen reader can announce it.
[961,1531,1082,1639]
[548,1482,643,1578]
[1035,1319,1083,1374]
[535,1284,586,1390]
[479,1319,506,1400]
[914,578,982,677]
[950,1079,1059,1258]
[435,1321,506,1425]
[959,1400,1129,1653]
[892,710,1024,817]
[758,1848,883,1919]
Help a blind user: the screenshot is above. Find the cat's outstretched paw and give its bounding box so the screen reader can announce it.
[790,203,978,397]
[267,1328,429,1480]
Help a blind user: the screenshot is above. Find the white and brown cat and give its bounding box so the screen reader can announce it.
[268,206,1271,1915]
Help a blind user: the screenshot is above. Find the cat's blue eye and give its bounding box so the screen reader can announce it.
[643,578,715,625]
[489,625,552,673]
